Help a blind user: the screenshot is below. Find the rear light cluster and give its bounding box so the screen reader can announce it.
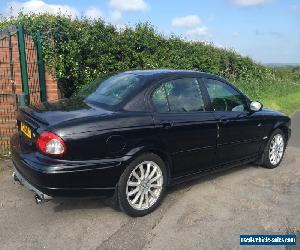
[36,131,67,156]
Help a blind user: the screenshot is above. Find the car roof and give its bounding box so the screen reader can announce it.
[123,69,219,80]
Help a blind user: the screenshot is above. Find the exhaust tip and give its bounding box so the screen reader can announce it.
[12,172,19,182]
[35,194,43,204]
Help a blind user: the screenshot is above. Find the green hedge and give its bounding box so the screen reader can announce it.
[0,13,298,100]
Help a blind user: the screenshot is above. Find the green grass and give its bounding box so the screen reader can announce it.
[261,91,300,116]
[234,67,300,116]
[258,68,300,116]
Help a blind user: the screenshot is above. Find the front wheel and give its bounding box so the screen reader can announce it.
[116,153,167,217]
[262,129,286,169]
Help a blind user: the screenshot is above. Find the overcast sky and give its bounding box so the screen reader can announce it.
[1,0,300,64]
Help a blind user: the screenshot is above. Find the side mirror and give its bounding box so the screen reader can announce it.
[250,101,263,112]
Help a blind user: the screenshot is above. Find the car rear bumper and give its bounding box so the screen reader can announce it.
[12,166,53,201]
[10,134,129,198]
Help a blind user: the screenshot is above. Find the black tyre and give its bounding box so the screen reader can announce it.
[116,153,167,217]
[262,129,286,169]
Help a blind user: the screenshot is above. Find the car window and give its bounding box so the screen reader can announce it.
[152,78,205,112]
[152,85,170,112]
[203,78,247,112]
[85,74,144,106]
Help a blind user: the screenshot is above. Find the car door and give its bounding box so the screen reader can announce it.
[201,77,265,165]
[150,77,217,177]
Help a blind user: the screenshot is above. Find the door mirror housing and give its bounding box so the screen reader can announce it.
[250,101,263,112]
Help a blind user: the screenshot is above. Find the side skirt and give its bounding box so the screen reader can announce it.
[168,155,259,186]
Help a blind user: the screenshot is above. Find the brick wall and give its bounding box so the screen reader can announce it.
[0,32,19,153]
[45,70,60,101]
[0,27,59,154]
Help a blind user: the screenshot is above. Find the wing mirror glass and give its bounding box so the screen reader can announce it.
[250,101,263,112]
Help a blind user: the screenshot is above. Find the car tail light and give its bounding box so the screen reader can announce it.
[36,131,67,156]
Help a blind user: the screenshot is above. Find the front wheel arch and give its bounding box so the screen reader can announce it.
[269,120,290,142]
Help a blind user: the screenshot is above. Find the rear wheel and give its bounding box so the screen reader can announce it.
[116,153,167,217]
[262,129,286,169]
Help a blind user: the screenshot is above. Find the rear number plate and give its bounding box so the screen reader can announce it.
[20,122,32,139]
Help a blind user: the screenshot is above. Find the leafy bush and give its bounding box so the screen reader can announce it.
[0,13,299,106]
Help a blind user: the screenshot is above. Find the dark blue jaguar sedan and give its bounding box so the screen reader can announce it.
[11,70,291,216]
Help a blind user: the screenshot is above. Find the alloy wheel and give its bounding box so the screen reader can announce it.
[269,134,284,166]
[126,161,163,211]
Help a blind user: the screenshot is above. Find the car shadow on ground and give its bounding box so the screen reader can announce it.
[51,197,111,212]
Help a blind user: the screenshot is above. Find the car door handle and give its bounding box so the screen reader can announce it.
[161,122,173,129]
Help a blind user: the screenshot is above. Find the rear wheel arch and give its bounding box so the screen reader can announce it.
[147,149,172,184]
[124,145,172,184]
